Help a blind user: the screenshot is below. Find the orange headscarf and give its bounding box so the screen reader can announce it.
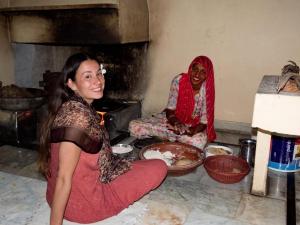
[175,56,216,141]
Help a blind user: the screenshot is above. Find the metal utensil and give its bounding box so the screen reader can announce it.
[239,138,256,167]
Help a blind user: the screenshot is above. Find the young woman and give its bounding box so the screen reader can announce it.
[38,53,167,225]
[129,56,216,149]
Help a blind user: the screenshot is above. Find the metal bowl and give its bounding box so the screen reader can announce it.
[0,88,46,111]
[112,144,133,158]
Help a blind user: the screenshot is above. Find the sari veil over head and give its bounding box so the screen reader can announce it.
[175,55,216,141]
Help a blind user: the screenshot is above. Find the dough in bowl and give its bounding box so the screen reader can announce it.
[207,147,230,155]
[175,159,194,166]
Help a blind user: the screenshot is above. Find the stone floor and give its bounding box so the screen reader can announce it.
[0,135,299,225]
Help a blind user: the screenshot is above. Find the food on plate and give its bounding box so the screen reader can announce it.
[143,149,175,166]
[206,147,231,155]
[175,158,194,166]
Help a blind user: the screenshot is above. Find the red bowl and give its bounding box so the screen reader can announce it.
[204,155,250,184]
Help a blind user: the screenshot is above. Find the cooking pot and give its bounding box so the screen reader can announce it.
[0,88,46,111]
[92,98,126,112]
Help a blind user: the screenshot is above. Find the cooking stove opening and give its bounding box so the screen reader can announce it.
[92,98,141,145]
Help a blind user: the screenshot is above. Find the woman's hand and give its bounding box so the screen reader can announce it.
[166,110,178,126]
[165,109,191,135]
[170,121,190,135]
[165,109,186,135]
[186,123,207,136]
[166,116,190,135]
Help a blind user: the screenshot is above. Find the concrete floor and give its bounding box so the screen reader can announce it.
[0,133,299,225]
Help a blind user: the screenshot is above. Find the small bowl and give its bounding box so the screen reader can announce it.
[204,144,233,157]
[112,144,133,158]
[204,155,250,184]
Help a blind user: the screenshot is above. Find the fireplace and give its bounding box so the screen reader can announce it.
[0,41,148,148]
[0,0,150,148]
[1,0,150,95]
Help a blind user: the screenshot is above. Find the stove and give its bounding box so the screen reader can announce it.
[0,85,46,149]
[92,98,141,145]
[0,109,39,148]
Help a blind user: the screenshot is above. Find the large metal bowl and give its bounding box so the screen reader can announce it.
[0,88,46,111]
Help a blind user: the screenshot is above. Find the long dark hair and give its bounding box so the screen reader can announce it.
[38,52,99,177]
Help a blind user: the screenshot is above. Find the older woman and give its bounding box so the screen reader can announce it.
[129,56,216,149]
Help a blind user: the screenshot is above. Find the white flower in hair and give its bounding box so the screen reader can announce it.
[100,64,107,74]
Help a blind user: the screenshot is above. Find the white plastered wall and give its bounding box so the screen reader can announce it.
[0,15,14,85]
[145,0,300,125]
